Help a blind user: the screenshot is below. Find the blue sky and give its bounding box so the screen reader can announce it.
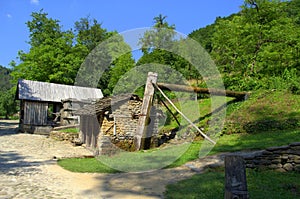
[0,0,244,67]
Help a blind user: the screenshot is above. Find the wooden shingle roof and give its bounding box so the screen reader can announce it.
[75,94,140,115]
[16,79,103,102]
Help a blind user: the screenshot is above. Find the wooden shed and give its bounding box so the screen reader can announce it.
[16,79,103,134]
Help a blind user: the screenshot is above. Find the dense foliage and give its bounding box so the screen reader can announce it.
[3,0,300,117]
[0,66,17,118]
[190,0,300,92]
[10,10,135,96]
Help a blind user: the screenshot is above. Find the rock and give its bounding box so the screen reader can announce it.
[266,145,289,152]
[283,163,294,171]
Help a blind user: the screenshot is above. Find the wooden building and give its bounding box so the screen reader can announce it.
[16,79,103,134]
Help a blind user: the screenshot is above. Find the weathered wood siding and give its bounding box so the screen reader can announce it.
[80,115,100,148]
[24,101,48,126]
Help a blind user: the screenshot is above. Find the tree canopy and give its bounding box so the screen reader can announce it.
[190,0,300,92]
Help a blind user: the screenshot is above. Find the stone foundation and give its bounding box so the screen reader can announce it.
[50,131,79,143]
[243,142,300,172]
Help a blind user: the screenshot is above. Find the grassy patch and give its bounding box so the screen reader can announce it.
[59,143,193,173]
[58,128,79,134]
[225,90,300,134]
[57,157,120,173]
[211,129,300,154]
[164,169,300,199]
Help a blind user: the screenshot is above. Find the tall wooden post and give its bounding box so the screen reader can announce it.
[134,72,158,151]
[225,155,249,199]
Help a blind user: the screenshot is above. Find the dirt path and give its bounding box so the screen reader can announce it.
[0,120,226,199]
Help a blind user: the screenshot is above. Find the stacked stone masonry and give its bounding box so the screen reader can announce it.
[99,99,142,153]
[244,142,300,172]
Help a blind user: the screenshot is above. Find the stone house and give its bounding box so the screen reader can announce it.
[75,94,161,155]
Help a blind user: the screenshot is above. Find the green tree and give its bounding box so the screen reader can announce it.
[211,0,300,90]
[75,16,114,51]
[139,14,176,54]
[107,53,135,94]
[0,88,17,119]
[138,15,203,83]
[11,10,85,84]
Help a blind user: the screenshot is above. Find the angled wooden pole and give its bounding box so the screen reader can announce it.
[134,72,158,151]
[153,83,216,145]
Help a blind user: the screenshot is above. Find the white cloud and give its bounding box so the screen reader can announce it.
[30,0,39,5]
[6,14,12,18]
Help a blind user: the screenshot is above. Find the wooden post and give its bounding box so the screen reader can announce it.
[134,72,158,151]
[225,155,249,199]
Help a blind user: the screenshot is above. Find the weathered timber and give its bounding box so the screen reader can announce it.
[134,72,158,151]
[153,83,216,145]
[225,155,249,199]
[157,83,249,100]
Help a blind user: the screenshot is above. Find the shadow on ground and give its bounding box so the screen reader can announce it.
[0,120,19,136]
[0,151,52,175]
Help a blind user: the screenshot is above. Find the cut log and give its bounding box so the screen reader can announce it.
[157,83,249,100]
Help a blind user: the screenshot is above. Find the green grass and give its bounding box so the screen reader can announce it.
[57,128,299,172]
[57,157,119,173]
[211,129,300,155]
[59,142,192,173]
[164,168,300,199]
[58,90,300,173]
[58,128,79,134]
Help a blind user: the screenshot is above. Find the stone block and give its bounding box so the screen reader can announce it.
[266,145,290,152]
[289,142,300,147]
[268,164,282,169]
[283,163,294,171]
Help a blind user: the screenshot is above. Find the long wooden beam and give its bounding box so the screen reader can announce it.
[157,83,249,100]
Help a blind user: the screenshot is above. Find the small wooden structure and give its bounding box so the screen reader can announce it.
[16,79,103,134]
[75,94,161,155]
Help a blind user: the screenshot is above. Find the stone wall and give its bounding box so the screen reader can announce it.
[97,99,163,155]
[99,99,142,153]
[50,131,79,143]
[243,142,300,172]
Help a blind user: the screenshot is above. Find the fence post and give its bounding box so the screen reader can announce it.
[225,155,249,199]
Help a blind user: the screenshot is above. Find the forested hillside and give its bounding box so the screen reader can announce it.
[189,0,300,92]
[2,0,300,118]
[0,66,16,119]
[0,65,12,91]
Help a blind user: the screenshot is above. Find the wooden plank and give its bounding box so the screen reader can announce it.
[153,83,216,145]
[24,101,48,126]
[157,83,249,100]
[225,155,249,199]
[134,72,158,151]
